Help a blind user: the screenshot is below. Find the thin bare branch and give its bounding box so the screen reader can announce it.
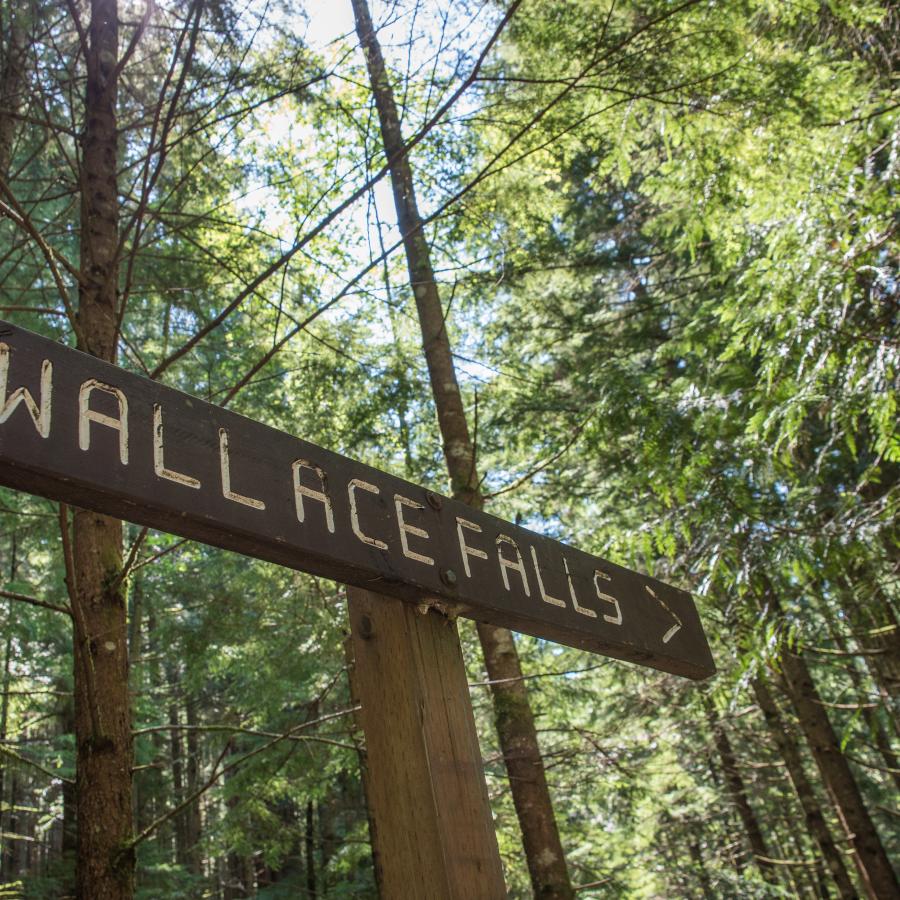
[151,0,523,379]
[0,742,74,784]
[0,179,83,343]
[130,538,190,573]
[126,706,359,852]
[0,588,71,617]
[110,526,150,592]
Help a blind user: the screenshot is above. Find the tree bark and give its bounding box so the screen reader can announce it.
[706,703,778,886]
[305,800,316,899]
[838,574,900,707]
[687,837,715,900]
[0,534,15,881]
[128,577,143,838]
[184,699,203,877]
[752,677,858,899]
[165,669,187,867]
[56,675,78,895]
[132,599,164,841]
[71,0,134,894]
[817,600,900,794]
[0,657,12,883]
[0,2,27,179]
[777,650,899,899]
[3,770,20,882]
[757,577,899,899]
[350,3,573,896]
[224,738,254,899]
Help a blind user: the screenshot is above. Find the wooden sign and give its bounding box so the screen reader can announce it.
[0,321,714,678]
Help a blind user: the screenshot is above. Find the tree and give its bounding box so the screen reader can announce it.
[351,1,576,895]
[1,0,897,895]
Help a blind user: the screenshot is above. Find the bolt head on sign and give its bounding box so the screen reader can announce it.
[0,322,714,679]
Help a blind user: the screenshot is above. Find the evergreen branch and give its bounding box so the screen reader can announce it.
[130,538,190,573]
[109,0,155,89]
[150,0,523,379]
[0,180,84,345]
[110,526,149,592]
[125,706,360,853]
[469,662,607,688]
[0,743,73,784]
[133,705,358,738]
[62,0,88,58]
[116,0,205,335]
[0,589,70,617]
[131,722,357,752]
[0,306,66,316]
[753,855,820,868]
[483,420,588,500]
[846,755,900,776]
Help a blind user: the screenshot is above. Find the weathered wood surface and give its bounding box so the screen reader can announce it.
[0,321,714,678]
[347,587,507,899]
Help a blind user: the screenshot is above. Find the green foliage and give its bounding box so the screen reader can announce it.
[1,0,897,895]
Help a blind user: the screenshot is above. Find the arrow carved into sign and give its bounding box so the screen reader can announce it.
[645,584,683,645]
[0,322,714,679]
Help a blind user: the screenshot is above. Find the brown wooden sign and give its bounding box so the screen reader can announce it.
[0,321,714,678]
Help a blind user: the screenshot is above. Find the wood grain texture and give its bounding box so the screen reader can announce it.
[347,587,507,899]
[0,321,714,678]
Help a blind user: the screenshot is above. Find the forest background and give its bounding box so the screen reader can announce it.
[0,0,897,897]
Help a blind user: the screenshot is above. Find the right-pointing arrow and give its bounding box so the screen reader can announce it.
[645,584,682,644]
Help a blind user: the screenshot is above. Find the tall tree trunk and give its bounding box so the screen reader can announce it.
[0,533,15,881]
[817,600,900,794]
[185,698,203,877]
[59,685,78,894]
[752,677,857,899]
[305,800,316,899]
[128,576,143,838]
[838,574,900,709]
[687,836,715,900]
[71,0,134,893]
[0,1,27,179]
[706,703,778,887]
[141,601,166,834]
[350,3,573,896]
[760,579,899,899]
[777,650,899,899]
[166,670,187,867]
[4,770,20,883]
[343,634,384,893]
[0,624,10,881]
[223,740,253,899]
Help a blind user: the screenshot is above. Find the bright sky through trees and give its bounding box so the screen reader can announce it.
[0,0,897,894]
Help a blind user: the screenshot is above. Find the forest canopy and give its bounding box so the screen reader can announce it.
[0,0,897,897]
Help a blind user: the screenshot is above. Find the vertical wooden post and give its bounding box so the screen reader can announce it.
[346,587,507,899]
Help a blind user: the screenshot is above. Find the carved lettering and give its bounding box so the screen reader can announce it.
[292,459,334,531]
[395,494,433,565]
[220,428,265,509]
[0,344,52,438]
[348,478,386,549]
[456,517,487,577]
[79,379,128,465]
[153,404,200,489]
[497,534,530,596]
[531,546,565,608]
[594,569,622,625]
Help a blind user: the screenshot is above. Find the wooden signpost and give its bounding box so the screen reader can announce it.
[0,322,713,677]
[0,320,714,896]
